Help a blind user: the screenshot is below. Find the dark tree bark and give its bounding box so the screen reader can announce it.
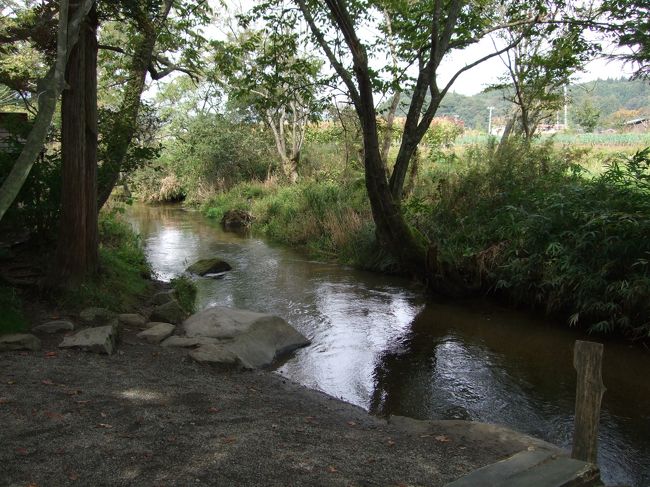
[54,4,98,281]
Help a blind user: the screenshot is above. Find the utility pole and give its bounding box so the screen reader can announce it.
[488,106,495,136]
[564,85,568,130]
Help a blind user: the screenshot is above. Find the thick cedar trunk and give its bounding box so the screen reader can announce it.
[55,5,98,281]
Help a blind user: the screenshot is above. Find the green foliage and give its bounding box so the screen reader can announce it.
[420,141,650,337]
[0,121,62,238]
[130,112,273,203]
[59,212,152,312]
[171,275,196,314]
[0,284,28,334]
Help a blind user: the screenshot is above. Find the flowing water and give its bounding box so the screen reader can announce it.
[127,204,650,486]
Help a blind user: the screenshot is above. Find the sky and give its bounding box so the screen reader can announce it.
[212,0,636,97]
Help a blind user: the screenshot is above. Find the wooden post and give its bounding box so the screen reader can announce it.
[572,340,606,464]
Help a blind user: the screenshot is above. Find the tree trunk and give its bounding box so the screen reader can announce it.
[54,4,98,281]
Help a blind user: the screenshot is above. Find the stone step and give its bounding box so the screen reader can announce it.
[445,449,602,487]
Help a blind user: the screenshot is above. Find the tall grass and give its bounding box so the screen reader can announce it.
[419,141,650,337]
[203,177,394,269]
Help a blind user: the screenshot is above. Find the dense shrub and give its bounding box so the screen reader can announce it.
[420,141,650,337]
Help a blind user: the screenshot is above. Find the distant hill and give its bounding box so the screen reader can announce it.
[387,78,650,130]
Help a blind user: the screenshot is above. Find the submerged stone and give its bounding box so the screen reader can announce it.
[186,258,232,276]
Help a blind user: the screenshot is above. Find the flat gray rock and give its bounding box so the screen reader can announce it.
[79,307,116,326]
[137,323,175,344]
[150,300,185,325]
[59,325,118,355]
[0,333,41,351]
[160,336,219,348]
[184,306,310,369]
[118,313,147,328]
[33,320,75,334]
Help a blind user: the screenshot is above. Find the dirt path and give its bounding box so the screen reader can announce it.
[1,327,556,487]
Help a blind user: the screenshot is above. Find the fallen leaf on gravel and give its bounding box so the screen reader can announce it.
[222,436,237,444]
[44,351,57,358]
[15,447,28,456]
[97,423,113,429]
[67,470,79,481]
[327,466,338,473]
[434,435,451,443]
[207,407,220,413]
[65,389,82,396]
[41,379,55,385]
[347,421,357,427]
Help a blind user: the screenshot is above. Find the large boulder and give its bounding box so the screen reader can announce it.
[186,258,232,276]
[150,300,186,325]
[59,325,118,355]
[221,209,253,230]
[0,333,41,352]
[184,307,310,369]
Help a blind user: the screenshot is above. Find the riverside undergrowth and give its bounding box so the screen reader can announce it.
[203,178,399,271]
[59,210,153,312]
[418,141,650,338]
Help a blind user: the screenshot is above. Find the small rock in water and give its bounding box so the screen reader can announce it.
[59,325,118,355]
[118,313,147,328]
[150,300,186,325]
[33,320,75,334]
[186,258,232,276]
[0,333,41,352]
[137,323,175,344]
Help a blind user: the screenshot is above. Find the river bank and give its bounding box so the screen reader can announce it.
[1,323,563,487]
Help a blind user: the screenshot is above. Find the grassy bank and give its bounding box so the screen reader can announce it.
[203,178,401,270]
[58,211,153,312]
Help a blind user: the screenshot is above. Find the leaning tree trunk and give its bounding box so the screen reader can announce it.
[54,4,98,281]
[0,0,94,223]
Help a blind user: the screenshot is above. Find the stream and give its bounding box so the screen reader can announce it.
[127,204,650,486]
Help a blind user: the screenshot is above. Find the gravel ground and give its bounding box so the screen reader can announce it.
[1,327,549,487]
